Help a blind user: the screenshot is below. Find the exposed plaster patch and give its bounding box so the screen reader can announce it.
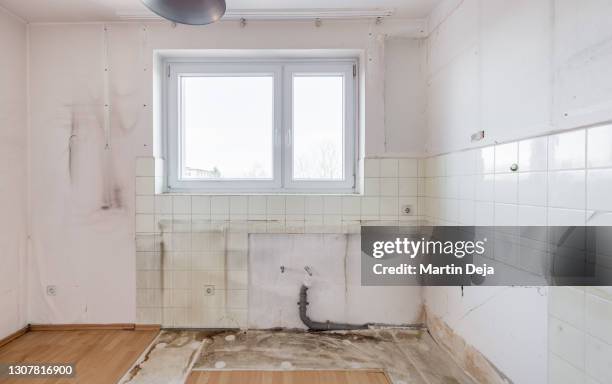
[426,314,512,384]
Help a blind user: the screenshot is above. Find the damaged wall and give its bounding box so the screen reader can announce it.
[0,7,28,339]
[27,20,427,325]
[248,234,422,329]
[134,157,422,328]
[422,0,612,383]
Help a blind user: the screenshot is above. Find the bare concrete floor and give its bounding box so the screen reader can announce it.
[122,329,477,384]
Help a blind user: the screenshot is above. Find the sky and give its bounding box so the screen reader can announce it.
[182,74,344,180]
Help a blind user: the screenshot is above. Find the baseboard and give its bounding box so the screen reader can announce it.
[29,323,137,331]
[134,324,161,332]
[0,325,30,348]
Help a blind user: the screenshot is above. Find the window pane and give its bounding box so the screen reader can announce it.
[293,75,344,180]
[181,76,274,179]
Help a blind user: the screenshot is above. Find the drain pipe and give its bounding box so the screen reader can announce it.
[298,285,369,331]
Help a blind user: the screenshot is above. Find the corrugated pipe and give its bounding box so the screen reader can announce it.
[298,285,369,331]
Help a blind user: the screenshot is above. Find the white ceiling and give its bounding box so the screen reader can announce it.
[0,0,442,23]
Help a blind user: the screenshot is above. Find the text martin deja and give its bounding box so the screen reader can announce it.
[372,263,495,277]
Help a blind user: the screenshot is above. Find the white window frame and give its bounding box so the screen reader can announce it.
[164,58,358,193]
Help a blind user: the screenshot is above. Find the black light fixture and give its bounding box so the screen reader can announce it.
[141,0,226,25]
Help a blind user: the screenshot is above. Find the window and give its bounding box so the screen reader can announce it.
[165,59,357,193]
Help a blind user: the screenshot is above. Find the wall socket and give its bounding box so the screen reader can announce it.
[46,285,57,296]
[401,205,413,216]
[204,285,215,296]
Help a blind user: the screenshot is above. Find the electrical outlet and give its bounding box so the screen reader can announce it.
[46,285,57,296]
[401,205,413,216]
[204,285,215,296]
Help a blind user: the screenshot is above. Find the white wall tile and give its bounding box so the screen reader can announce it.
[550,287,585,329]
[285,196,305,218]
[136,196,154,214]
[587,212,612,226]
[266,196,285,216]
[380,159,399,177]
[475,146,495,174]
[155,195,173,214]
[445,152,463,176]
[247,196,266,218]
[519,136,548,172]
[192,196,211,215]
[548,354,585,384]
[305,196,323,215]
[135,214,155,233]
[549,130,586,170]
[458,200,475,225]
[518,205,547,226]
[475,174,495,202]
[364,178,380,196]
[475,202,495,225]
[211,196,230,219]
[173,196,191,215]
[341,196,361,216]
[230,196,248,219]
[519,172,548,206]
[445,176,460,199]
[398,178,418,197]
[586,294,612,346]
[548,208,586,226]
[323,196,342,215]
[398,159,418,177]
[587,169,612,211]
[364,158,380,177]
[494,203,518,226]
[549,316,585,370]
[380,178,399,196]
[494,174,518,204]
[495,142,518,173]
[587,124,612,168]
[458,175,475,200]
[548,170,586,209]
[361,197,380,219]
[585,335,612,384]
[380,197,398,217]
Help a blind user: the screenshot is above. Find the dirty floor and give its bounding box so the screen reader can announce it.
[121,328,477,384]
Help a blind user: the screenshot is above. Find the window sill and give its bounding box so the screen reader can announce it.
[156,191,363,197]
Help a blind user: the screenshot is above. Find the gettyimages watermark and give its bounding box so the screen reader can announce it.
[361,226,612,286]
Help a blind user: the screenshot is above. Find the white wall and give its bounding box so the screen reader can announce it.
[384,38,427,157]
[0,8,28,338]
[26,20,426,325]
[425,0,612,155]
[249,234,422,329]
[423,1,612,383]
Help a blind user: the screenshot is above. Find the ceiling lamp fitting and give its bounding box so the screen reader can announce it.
[141,0,226,25]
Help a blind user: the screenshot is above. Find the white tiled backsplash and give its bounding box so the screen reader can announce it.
[419,123,612,384]
[135,157,422,328]
[420,125,612,227]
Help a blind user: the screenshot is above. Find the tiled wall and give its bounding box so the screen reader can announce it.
[135,157,422,327]
[420,123,612,384]
[420,124,612,227]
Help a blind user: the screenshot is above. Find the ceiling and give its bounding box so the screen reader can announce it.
[0,0,442,23]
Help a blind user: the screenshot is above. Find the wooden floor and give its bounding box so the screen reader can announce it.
[186,370,391,384]
[0,329,158,383]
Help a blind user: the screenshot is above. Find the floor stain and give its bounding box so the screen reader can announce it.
[123,328,477,384]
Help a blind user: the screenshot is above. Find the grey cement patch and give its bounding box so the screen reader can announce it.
[119,330,210,384]
[123,329,476,384]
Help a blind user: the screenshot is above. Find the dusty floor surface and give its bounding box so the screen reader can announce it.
[121,328,476,384]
